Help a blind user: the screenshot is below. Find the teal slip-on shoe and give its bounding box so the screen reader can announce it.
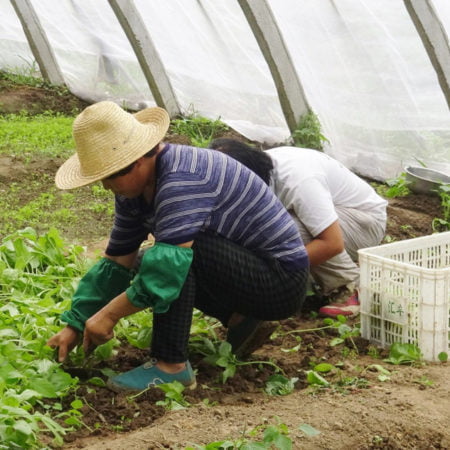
[106,358,196,393]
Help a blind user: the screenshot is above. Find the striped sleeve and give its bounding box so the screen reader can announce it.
[105,196,149,256]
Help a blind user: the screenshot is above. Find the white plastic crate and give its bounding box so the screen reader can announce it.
[358,231,450,361]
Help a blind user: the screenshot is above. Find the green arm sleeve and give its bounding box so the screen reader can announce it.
[125,242,193,313]
[60,258,134,332]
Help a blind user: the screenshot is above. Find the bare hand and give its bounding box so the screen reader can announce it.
[83,310,117,354]
[47,326,80,362]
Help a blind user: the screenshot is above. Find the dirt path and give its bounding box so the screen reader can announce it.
[67,361,450,449]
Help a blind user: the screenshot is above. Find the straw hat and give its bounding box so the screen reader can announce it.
[55,101,170,189]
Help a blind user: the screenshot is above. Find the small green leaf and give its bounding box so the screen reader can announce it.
[13,419,35,436]
[313,363,334,373]
[88,376,106,387]
[299,423,321,437]
[330,337,344,347]
[306,370,329,386]
[367,364,391,375]
[70,398,84,409]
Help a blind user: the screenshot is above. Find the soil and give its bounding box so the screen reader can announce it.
[1,78,450,450]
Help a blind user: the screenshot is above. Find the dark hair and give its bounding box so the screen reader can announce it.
[208,138,273,185]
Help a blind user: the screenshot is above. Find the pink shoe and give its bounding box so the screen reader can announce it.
[319,292,359,318]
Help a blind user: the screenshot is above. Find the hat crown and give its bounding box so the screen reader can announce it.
[73,101,144,177]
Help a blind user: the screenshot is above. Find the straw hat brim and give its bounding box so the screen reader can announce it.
[55,106,170,190]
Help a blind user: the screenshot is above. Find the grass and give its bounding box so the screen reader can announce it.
[169,114,230,148]
[0,112,74,159]
[0,175,114,243]
[0,79,234,244]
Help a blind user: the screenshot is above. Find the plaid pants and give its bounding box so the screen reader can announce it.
[150,232,308,362]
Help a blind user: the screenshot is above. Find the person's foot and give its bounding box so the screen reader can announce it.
[106,358,196,393]
[318,291,359,318]
[226,314,276,358]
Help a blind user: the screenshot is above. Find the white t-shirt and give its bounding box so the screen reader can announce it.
[267,147,387,237]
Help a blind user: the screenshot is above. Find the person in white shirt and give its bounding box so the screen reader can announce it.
[209,138,387,317]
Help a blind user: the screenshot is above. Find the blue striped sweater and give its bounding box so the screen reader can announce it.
[106,144,308,271]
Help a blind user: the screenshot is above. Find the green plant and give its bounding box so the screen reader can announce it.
[384,342,422,365]
[200,339,283,383]
[186,420,293,450]
[0,227,89,447]
[155,381,191,410]
[413,376,434,388]
[432,184,450,231]
[0,112,75,159]
[384,173,411,198]
[364,364,391,382]
[291,111,329,150]
[324,316,361,351]
[367,345,381,359]
[170,113,229,148]
[264,374,298,396]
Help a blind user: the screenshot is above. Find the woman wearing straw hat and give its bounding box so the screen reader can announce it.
[47,101,309,392]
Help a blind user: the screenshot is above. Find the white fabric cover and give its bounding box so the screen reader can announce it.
[0,0,449,181]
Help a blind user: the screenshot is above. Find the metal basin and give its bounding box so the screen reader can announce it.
[405,166,450,195]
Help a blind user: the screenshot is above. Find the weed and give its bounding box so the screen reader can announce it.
[372,435,384,446]
[325,316,361,351]
[199,339,283,383]
[384,172,411,198]
[170,113,229,148]
[364,364,391,382]
[413,376,434,388]
[384,342,422,365]
[187,419,293,449]
[0,112,75,159]
[291,111,329,150]
[432,184,450,231]
[264,374,299,396]
[367,345,382,359]
[399,224,416,238]
[155,381,191,410]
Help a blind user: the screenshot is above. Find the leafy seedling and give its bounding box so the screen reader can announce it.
[384,342,422,365]
[201,339,283,383]
[384,173,411,198]
[186,420,293,449]
[323,316,360,351]
[265,374,298,396]
[155,381,191,410]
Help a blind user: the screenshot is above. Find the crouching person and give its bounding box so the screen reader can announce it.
[47,101,309,392]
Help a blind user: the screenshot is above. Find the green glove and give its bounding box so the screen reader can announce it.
[61,258,134,332]
[126,242,193,313]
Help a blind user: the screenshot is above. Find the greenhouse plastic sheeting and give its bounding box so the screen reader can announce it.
[0,0,449,181]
